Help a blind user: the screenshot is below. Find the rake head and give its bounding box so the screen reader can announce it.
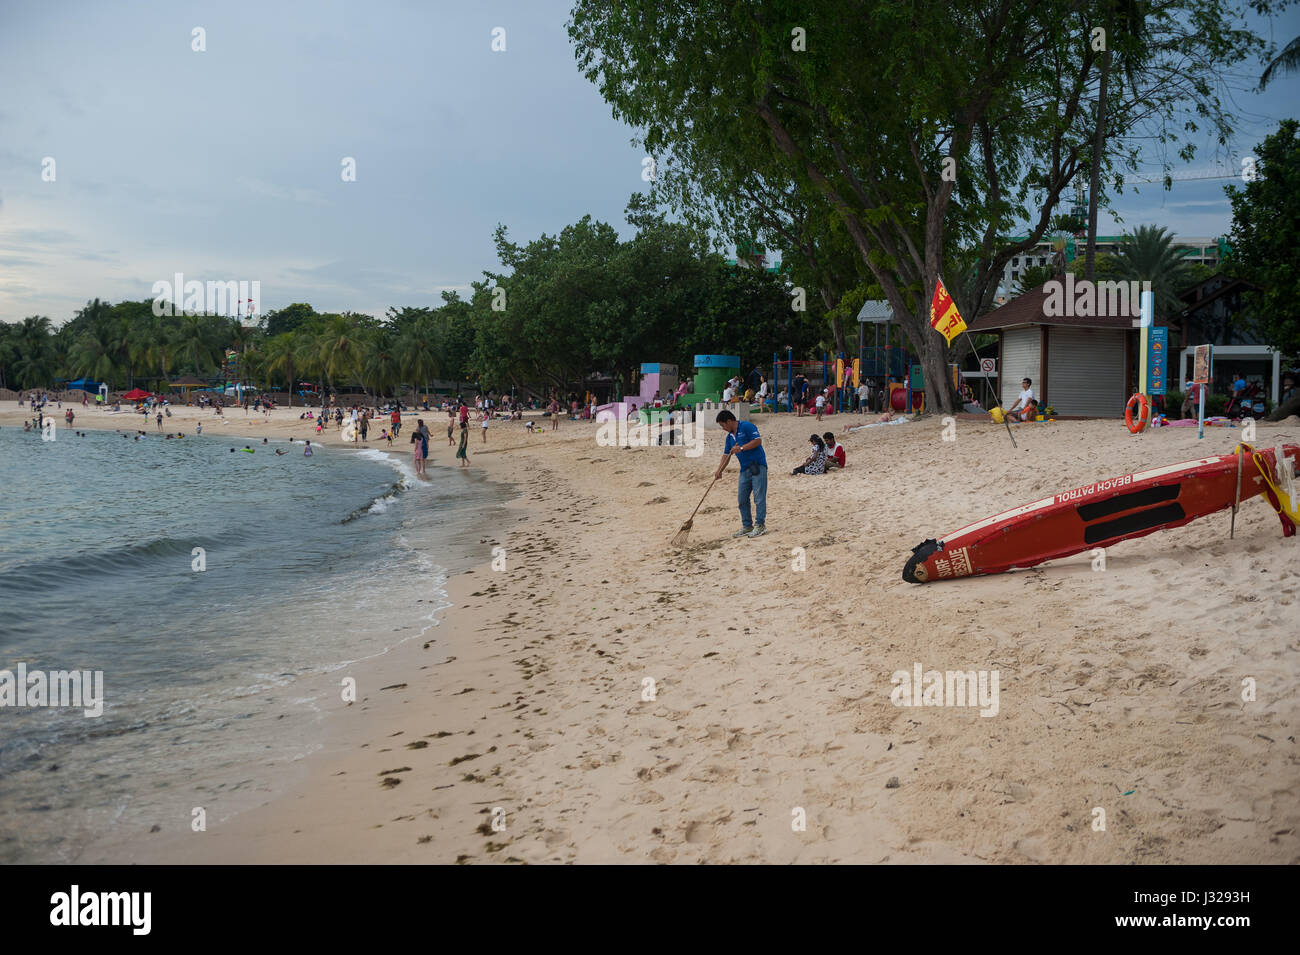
[671,520,693,548]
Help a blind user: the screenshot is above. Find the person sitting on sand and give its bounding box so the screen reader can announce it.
[792,434,829,475]
[1005,378,1038,422]
[822,431,846,469]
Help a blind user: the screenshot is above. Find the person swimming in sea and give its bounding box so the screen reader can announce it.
[304,440,314,457]
[275,448,287,456]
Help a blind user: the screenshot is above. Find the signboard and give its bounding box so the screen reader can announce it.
[980,358,997,374]
[1193,344,1212,385]
[1146,327,1169,395]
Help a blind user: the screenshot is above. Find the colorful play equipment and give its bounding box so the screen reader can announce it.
[689,355,741,405]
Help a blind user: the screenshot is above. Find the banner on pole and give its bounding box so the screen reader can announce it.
[929,277,967,344]
[1146,327,1168,395]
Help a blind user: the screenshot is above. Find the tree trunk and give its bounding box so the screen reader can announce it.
[914,324,958,415]
[1086,47,1110,282]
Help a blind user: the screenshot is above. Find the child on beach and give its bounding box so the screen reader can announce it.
[481,415,489,443]
[410,429,425,475]
[815,391,826,420]
[456,420,469,467]
[380,428,392,446]
[792,434,829,475]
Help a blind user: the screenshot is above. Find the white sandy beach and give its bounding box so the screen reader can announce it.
[6,400,1298,864]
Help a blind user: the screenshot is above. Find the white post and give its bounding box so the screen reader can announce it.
[1272,349,1281,405]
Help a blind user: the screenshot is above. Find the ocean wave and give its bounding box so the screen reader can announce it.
[339,448,421,522]
[0,534,235,587]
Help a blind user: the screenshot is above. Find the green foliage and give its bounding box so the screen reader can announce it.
[1016,265,1056,294]
[2,213,810,400]
[568,0,1273,411]
[1226,119,1300,357]
[1109,225,1193,319]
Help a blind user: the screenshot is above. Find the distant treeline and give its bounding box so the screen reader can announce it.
[0,214,827,401]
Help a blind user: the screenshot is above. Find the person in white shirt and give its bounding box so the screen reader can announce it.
[1006,377,1038,422]
[814,391,827,420]
[856,382,869,413]
[722,385,735,405]
[757,376,770,406]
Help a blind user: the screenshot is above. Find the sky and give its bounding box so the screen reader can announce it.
[1,0,1297,325]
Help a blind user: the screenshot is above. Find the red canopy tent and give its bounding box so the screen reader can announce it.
[121,388,152,401]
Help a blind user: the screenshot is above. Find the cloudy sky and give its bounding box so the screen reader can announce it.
[1,0,1297,325]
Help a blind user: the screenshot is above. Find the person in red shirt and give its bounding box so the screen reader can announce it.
[390,406,401,437]
[822,431,846,469]
[458,402,469,427]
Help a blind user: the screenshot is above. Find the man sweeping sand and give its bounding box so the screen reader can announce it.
[714,410,767,538]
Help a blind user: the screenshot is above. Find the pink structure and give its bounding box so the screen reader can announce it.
[597,362,683,421]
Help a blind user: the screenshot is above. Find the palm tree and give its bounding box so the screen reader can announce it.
[361,328,400,401]
[316,314,364,396]
[1260,34,1300,89]
[1110,225,1191,319]
[397,315,442,404]
[261,333,299,407]
[71,322,122,387]
[173,314,218,376]
[0,324,15,391]
[13,316,56,389]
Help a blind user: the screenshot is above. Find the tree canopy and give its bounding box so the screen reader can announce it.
[569,0,1278,409]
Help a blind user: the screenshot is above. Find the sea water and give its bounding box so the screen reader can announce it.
[0,425,508,862]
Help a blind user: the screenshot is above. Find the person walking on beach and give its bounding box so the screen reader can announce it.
[447,409,455,445]
[714,409,767,538]
[410,426,426,474]
[156,411,163,431]
[481,413,489,443]
[359,414,369,443]
[549,396,560,431]
[456,420,470,467]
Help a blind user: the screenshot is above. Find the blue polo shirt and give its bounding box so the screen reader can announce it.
[726,420,767,468]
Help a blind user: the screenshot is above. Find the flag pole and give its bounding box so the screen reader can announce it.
[960,329,1016,448]
[932,274,1016,448]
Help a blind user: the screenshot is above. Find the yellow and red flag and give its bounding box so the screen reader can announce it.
[930,277,967,344]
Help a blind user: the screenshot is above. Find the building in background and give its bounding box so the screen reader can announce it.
[998,235,1225,293]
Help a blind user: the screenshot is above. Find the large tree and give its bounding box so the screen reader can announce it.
[1225,118,1300,418]
[570,0,1274,411]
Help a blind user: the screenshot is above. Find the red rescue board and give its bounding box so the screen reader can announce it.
[903,445,1299,583]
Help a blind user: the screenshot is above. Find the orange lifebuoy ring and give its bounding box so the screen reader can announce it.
[1125,393,1151,434]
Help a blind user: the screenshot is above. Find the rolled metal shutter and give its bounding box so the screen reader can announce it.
[1047,327,1126,416]
[1000,327,1041,408]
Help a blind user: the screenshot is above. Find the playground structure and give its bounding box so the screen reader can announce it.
[597,355,742,425]
[770,349,927,414]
